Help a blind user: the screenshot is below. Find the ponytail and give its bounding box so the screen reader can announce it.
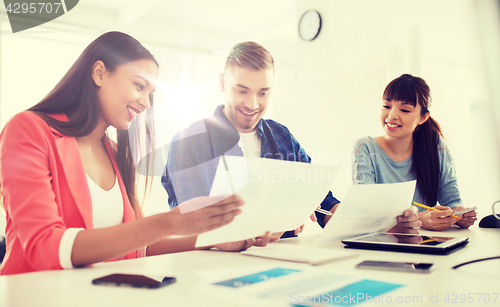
[412,116,443,206]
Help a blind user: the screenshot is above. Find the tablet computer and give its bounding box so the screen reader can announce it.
[342,232,469,255]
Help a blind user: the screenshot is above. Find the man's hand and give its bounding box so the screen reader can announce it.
[292,212,317,236]
[323,203,339,225]
[213,232,273,252]
[270,211,318,240]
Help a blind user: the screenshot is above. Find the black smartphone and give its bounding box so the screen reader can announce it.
[92,273,176,289]
[355,260,435,273]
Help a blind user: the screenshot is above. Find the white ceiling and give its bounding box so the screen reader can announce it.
[70,0,298,53]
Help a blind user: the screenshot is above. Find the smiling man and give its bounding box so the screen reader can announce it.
[161,42,340,239]
[219,50,273,135]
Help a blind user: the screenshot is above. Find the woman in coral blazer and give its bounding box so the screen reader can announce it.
[0,112,141,274]
[0,32,254,275]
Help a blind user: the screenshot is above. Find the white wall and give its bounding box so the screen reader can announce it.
[1,0,499,236]
[284,0,500,220]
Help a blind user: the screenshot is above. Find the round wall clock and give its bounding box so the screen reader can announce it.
[298,10,322,41]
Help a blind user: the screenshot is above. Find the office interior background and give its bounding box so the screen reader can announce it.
[1,0,499,235]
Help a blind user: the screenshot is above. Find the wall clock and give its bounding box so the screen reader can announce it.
[298,10,322,41]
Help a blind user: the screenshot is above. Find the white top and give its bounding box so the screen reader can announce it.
[239,130,261,158]
[87,175,123,229]
[58,175,123,269]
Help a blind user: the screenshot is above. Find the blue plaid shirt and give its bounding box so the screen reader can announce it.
[161,105,340,237]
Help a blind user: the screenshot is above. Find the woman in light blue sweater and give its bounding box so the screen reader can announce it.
[352,74,477,231]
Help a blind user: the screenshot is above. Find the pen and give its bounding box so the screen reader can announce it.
[315,208,333,216]
[412,201,460,219]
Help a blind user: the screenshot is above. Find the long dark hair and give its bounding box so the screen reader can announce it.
[28,31,158,218]
[383,74,443,206]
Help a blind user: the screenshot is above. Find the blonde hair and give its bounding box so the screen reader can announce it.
[225,41,274,71]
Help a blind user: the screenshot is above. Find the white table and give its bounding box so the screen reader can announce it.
[0,227,499,307]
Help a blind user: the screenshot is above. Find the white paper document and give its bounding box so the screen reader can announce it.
[315,181,416,245]
[195,156,338,247]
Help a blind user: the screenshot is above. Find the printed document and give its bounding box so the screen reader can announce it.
[195,156,338,247]
[315,181,416,245]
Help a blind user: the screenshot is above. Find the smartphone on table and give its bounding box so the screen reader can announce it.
[92,273,176,288]
[356,260,435,273]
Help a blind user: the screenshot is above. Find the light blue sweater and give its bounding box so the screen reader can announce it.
[352,136,463,211]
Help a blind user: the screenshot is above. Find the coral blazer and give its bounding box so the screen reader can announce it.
[0,112,138,275]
